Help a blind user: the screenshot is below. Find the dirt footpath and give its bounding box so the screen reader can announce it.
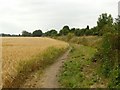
[21,48,71,88]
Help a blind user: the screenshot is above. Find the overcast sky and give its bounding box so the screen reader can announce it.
[0,0,119,34]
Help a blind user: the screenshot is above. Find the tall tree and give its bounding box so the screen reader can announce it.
[44,29,57,36]
[74,28,81,36]
[84,25,90,35]
[59,26,70,35]
[86,25,89,30]
[22,30,31,36]
[70,28,76,33]
[97,13,113,35]
[32,30,43,37]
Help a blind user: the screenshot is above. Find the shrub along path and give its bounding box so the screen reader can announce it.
[21,48,71,88]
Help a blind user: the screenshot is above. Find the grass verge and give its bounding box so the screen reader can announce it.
[59,44,107,88]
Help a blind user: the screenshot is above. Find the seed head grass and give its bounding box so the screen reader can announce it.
[2,37,69,87]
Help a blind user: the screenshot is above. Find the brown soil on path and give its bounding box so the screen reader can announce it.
[21,48,71,88]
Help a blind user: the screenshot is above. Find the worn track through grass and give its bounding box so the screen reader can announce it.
[21,48,71,88]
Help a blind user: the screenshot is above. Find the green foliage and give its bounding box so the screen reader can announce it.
[106,15,120,88]
[59,44,97,88]
[85,29,93,36]
[91,26,99,35]
[99,33,118,78]
[32,30,43,37]
[86,25,89,30]
[108,65,120,88]
[70,25,98,36]
[74,28,85,36]
[59,26,70,35]
[22,30,31,36]
[56,36,102,49]
[97,13,113,36]
[70,28,76,33]
[92,15,119,87]
[44,29,58,37]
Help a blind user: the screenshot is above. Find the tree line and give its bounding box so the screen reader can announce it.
[1,13,118,37]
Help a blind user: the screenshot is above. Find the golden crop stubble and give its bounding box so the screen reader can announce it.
[2,37,69,87]
[0,37,2,89]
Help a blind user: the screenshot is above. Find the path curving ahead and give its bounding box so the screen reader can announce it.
[39,48,71,88]
[21,48,71,88]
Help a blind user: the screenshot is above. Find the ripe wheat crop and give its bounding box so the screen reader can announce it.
[2,37,69,87]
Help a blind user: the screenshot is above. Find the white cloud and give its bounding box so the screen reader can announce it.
[0,0,119,34]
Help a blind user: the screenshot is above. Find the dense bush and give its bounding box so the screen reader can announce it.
[32,30,43,37]
[92,15,119,87]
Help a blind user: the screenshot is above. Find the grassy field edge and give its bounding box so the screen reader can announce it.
[3,45,69,88]
[58,44,108,88]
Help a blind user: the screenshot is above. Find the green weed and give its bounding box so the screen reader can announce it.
[59,44,97,88]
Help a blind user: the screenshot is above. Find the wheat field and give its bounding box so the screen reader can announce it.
[0,37,2,88]
[2,37,69,87]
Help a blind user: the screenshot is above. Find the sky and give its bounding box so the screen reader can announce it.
[118,1,120,15]
[0,0,119,34]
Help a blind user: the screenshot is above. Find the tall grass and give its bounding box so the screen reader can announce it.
[2,37,69,88]
[56,36,102,49]
[5,46,68,88]
[0,37,2,89]
[59,44,97,88]
[57,36,110,88]
[100,33,119,88]
[91,33,119,88]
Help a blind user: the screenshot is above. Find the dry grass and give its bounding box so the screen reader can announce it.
[70,36,102,48]
[56,36,102,48]
[2,37,69,87]
[0,37,2,88]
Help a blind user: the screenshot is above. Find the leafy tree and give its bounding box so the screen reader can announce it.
[89,26,99,35]
[49,30,58,36]
[85,29,93,36]
[1,33,11,37]
[97,13,113,35]
[44,29,57,37]
[22,30,31,36]
[74,28,81,36]
[95,14,119,87]
[108,15,120,88]
[85,25,90,35]
[86,25,89,30]
[32,30,43,37]
[59,26,70,35]
[70,28,76,33]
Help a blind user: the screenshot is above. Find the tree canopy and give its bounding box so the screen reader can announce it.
[44,29,57,37]
[97,13,113,35]
[32,30,43,37]
[59,26,70,35]
[2,13,116,37]
[22,30,31,36]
